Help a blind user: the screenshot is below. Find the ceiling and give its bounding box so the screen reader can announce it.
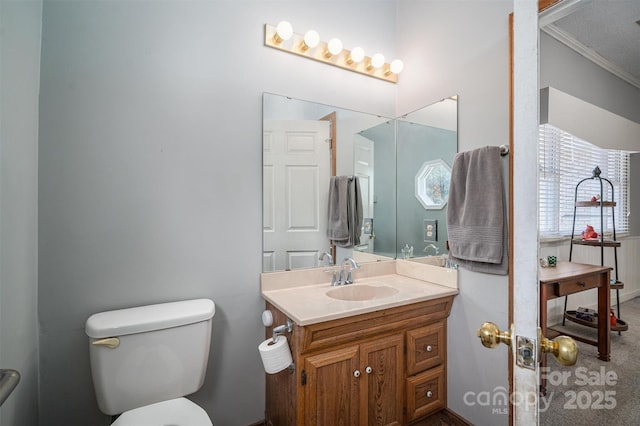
[540,0,640,89]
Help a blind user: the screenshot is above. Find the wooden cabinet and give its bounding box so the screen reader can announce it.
[304,334,404,426]
[264,295,455,426]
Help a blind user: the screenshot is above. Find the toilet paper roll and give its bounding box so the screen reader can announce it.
[258,336,293,374]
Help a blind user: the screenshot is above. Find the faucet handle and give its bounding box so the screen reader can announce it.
[324,268,341,286]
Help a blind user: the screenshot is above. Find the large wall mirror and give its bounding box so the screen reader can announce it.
[262,93,458,272]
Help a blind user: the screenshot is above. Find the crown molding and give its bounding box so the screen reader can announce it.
[542,24,640,89]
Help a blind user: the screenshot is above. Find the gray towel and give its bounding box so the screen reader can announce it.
[447,146,508,275]
[327,176,362,248]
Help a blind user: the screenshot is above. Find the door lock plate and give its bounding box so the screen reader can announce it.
[516,335,536,370]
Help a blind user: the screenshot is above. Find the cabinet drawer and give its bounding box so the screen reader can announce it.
[406,321,444,375]
[554,274,601,296]
[406,366,445,421]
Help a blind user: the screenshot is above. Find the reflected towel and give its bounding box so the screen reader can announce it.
[447,146,508,275]
[327,176,362,248]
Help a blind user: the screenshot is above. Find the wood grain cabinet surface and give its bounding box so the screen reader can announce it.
[264,295,455,425]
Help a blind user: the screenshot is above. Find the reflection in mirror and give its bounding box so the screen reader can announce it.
[262,93,393,272]
[262,93,458,272]
[396,97,458,263]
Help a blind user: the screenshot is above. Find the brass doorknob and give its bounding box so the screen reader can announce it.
[540,333,578,366]
[477,322,513,348]
[477,322,578,366]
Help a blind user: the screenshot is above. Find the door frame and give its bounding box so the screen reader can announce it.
[509,1,563,424]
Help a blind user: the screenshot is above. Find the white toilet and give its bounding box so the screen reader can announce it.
[85,299,216,426]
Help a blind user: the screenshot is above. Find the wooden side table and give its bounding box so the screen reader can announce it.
[539,261,611,394]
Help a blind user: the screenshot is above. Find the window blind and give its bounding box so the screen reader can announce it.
[538,124,630,237]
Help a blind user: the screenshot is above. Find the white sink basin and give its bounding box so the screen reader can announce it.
[326,284,399,301]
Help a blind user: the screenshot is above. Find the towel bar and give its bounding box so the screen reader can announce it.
[0,369,20,406]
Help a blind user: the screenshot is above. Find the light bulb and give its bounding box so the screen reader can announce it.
[347,47,365,64]
[371,53,385,69]
[390,59,404,74]
[274,21,293,44]
[300,30,319,51]
[325,38,343,58]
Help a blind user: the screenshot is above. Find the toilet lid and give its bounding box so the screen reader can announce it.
[111,397,212,426]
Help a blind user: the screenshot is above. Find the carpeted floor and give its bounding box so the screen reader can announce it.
[540,296,640,425]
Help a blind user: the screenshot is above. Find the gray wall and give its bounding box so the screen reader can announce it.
[397,1,513,424]
[0,0,42,425]
[396,121,456,256]
[37,1,396,425]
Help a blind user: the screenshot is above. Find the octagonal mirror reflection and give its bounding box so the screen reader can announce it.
[414,159,451,210]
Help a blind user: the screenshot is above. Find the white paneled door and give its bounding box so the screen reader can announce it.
[263,120,331,271]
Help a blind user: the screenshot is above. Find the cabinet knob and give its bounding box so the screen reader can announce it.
[426,390,433,398]
[425,345,433,352]
[578,282,586,287]
[365,366,372,374]
[353,370,361,378]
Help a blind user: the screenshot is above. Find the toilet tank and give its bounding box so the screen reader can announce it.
[85,299,215,415]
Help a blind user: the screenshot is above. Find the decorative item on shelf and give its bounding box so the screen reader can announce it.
[575,307,596,322]
[581,224,599,240]
[539,256,557,268]
[590,194,601,202]
[610,310,617,327]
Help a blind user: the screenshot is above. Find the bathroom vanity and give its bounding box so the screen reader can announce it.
[261,260,458,425]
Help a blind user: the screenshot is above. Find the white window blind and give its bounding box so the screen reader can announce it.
[538,124,630,238]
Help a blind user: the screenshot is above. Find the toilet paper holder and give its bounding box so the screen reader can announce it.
[272,319,293,343]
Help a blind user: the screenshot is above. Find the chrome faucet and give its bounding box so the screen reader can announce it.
[319,251,333,266]
[423,244,439,256]
[340,257,360,285]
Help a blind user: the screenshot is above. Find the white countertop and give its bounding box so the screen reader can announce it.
[261,260,459,326]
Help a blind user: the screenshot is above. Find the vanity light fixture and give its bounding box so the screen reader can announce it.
[300,30,320,51]
[388,59,404,75]
[368,53,385,70]
[273,21,293,45]
[346,46,365,65]
[264,22,402,83]
[325,38,343,58]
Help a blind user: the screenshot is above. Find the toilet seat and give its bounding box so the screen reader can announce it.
[111,397,212,426]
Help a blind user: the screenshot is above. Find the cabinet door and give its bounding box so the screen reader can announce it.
[304,345,360,426]
[359,334,404,426]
